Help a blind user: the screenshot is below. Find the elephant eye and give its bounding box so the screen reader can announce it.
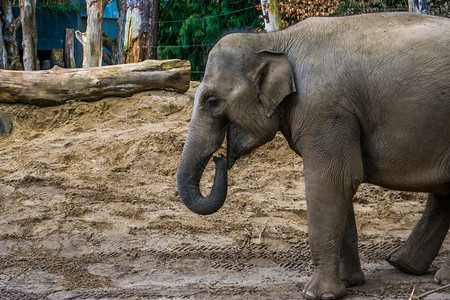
[207,97,226,118]
[208,98,219,109]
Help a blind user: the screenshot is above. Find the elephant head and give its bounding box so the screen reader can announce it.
[177,34,296,215]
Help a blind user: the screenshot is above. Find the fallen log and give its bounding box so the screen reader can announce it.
[0,59,191,106]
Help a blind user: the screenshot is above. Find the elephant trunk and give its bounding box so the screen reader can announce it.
[177,131,228,215]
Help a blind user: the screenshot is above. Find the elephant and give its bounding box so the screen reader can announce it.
[177,12,450,299]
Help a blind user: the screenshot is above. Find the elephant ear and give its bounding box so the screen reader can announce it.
[249,51,296,118]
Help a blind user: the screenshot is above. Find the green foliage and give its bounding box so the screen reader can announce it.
[13,0,80,14]
[37,3,80,15]
[429,0,450,16]
[158,0,263,79]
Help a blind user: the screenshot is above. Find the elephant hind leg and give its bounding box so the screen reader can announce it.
[339,205,365,287]
[386,193,450,275]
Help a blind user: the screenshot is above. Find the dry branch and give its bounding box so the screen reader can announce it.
[0,59,191,106]
[413,284,450,299]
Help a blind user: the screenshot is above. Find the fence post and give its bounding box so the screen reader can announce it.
[260,0,282,32]
[65,28,76,68]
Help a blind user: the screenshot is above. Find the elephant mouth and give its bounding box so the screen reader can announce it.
[226,128,240,170]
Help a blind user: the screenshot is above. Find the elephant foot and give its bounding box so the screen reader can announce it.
[303,273,346,299]
[386,246,432,275]
[387,194,450,276]
[339,268,365,287]
[435,258,450,285]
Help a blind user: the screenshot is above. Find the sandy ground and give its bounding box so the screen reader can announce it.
[0,83,448,300]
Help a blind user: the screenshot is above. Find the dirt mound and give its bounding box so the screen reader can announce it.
[0,83,448,299]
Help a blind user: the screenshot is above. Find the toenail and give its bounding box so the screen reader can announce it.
[305,291,316,299]
[322,293,336,299]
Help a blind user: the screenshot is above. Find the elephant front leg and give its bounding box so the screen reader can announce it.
[299,118,364,300]
[302,162,363,299]
[339,205,365,287]
[387,193,450,275]
[302,183,355,300]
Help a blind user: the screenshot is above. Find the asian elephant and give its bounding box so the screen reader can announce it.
[177,12,450,299]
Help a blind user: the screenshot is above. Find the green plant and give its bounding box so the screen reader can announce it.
[37,3,80,15]
[158,0,263,80]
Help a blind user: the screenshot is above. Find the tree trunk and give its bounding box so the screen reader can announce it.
[124,0,159,63]
[83,0,109,68]
[260,0,282,32]
[409,0,430,13]
[115,0,126,64]
[0,59,191,106]
[2,0,22,70]
[102,32,118,64]
[20,0,39,70]
[65,28,76,68]
[98,1,126,65]
[0,13,7,69]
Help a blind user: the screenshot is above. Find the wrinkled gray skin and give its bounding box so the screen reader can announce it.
[177,13,450,299]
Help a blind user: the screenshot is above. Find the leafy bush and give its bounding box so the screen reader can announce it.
[37,3,80,15]
[279,0,340,26]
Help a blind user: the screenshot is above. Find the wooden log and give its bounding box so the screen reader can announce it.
[64,28,76,68]
[0,59,191,106]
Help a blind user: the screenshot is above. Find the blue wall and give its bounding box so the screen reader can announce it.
[9,0,119,68]
[79,0,120,39]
